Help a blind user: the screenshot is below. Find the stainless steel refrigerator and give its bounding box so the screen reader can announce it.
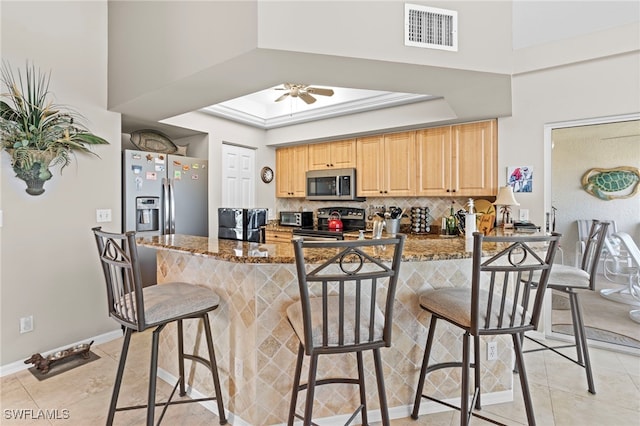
[123,149,208,286]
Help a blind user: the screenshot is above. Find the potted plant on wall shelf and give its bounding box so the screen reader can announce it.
[0,61,109,196]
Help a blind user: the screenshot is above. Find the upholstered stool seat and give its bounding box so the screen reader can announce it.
[123,282,220,326]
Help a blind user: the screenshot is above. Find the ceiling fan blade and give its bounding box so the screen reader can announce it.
[299,92,316,104]
[275,93,290,102]
[307,87,334,97]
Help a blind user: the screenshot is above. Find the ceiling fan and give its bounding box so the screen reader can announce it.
[274,83,334,104]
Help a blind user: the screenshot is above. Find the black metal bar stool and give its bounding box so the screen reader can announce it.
[411,232,561,426]
[286,235,405,426]
[523,219,609,394]
[92,227,227,426]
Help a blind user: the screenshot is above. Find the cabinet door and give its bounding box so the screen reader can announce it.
[356,135,385,196]
[383,132,416,196]
[275,147,292,197]
[276,146,308,197]
[453,120,497,196]
[307,142,332,170]
[330,139,356,169]
[290,145,308,197]
[416,127,452,196]
[308,139,356,170]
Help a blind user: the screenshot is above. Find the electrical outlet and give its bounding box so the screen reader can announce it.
[96,209,112,223]
[487,341,498,361]
[235,358,243,376]
[20,315,34,334]
[519,209,529,222]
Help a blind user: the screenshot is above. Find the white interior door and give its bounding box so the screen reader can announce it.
[222,143,256,207]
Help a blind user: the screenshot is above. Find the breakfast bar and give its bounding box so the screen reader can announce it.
[139,234,515,425]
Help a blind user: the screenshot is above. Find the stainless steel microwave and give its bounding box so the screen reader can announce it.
[305,168,364,201]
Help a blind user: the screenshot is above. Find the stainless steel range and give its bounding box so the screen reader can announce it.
[292,207,366,240]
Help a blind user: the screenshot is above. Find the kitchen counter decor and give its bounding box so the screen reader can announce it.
[0,61,109,195]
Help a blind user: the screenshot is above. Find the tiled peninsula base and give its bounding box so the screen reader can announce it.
[155,250,513,425]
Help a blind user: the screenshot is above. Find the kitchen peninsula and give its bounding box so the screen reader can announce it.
[140,234,514,425]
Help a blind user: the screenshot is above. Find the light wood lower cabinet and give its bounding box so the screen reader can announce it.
[356,132,416,197]
[276,145,308,198]
[307,139,356,170]
[264,229,293,243]
[416,120,497,197]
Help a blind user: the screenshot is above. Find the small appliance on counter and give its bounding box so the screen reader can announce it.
[279,211,313,228]
[218,208,268,243]
[292,207,366,240]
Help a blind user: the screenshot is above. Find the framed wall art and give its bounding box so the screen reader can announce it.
[507,166,533,193]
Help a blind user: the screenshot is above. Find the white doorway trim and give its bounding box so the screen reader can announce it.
[542,112,640,355]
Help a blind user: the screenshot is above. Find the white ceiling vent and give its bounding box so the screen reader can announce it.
[405,4,458,52]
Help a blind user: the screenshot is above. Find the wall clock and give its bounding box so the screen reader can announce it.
[261,166,274,183]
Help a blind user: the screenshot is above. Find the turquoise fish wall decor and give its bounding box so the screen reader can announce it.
[581,166,640,200]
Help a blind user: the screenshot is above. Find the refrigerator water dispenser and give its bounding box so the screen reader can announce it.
[136,197,160,232]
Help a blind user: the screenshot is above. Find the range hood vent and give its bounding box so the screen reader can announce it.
[405,3,458,52]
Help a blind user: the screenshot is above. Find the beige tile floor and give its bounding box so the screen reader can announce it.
[1,330,638,425]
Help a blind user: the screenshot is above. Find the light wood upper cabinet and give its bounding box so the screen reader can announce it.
[276,145,308,198]
[416,119,497,197]
[357,132,416,197]
[453,120,497,196]
[307,139,356,170]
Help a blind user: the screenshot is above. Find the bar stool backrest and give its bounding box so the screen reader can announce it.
[93,227,147,331]
[470,232,562,335]
[580,220,610,290]
[291,235,405,355]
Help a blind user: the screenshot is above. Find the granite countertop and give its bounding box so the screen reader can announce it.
[138,233,497,264]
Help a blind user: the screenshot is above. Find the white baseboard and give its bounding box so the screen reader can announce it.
[157,367,513,426]
[0,328,123,377]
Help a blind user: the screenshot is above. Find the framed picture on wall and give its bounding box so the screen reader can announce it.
[507,166,533,193]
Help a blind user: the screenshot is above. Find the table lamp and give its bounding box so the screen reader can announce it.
[493,185,519,228]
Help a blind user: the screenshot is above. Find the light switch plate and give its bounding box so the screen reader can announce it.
[519,209,529,222]
[96,209,112,223]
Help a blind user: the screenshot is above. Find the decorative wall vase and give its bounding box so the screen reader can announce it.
[11,149,55,196]
[1,62,109,197]
[581,166,640,200]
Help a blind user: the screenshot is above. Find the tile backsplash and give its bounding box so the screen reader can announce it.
[276,196,494,231]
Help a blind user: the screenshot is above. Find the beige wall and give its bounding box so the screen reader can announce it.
[1,1,121,365]
[500,49,640,229]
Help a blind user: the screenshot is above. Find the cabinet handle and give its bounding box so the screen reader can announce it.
[330,163,334,167]
[446,189,451,192]
[380,191,384,194]
[452,189,456,193]
[326,164,331,167]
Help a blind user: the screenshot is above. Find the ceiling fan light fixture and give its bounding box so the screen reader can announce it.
[274,83,334,104]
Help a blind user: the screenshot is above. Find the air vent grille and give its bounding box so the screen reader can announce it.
[405,4,458,51]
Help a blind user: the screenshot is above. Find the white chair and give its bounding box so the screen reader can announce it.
[608,233,640,323]
[599,232,640,306]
